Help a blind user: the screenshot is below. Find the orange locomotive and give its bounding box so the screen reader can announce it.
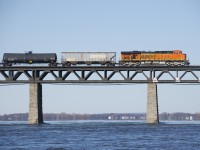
[120,50,189,66]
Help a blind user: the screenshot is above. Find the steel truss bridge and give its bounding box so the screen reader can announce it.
[0,66,200,83]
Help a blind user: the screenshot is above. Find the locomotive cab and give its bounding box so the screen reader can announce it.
[173,50,182,54]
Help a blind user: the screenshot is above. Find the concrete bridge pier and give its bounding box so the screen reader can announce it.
[146,83,159,124]
[28,83,43,124]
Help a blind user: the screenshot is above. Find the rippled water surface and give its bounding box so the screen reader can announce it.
[1,121,200,149]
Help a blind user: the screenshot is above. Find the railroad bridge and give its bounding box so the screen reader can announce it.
[1,65,200,124]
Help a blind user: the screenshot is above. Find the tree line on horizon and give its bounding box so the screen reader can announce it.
[1,112,200,121]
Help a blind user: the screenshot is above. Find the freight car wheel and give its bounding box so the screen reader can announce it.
[66,63,71,67]
[166,62,171,66]
[136,62,141,66]
[106,63,111,66]
[62,63,71,67]
[3,63,12,67]
[48,63,57,67]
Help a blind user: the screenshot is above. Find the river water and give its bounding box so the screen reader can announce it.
[1,121,200,149]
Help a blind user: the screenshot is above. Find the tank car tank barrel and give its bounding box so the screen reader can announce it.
[2,52,57,66]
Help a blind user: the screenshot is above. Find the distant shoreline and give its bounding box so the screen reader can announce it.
[1,112,200,121]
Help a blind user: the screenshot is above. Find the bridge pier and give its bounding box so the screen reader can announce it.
[28,83,43,124]
[146,83,159,124]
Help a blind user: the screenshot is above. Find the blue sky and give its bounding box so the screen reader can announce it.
[0,0,200,114]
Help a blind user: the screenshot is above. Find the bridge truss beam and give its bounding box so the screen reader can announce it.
[0,66,200,83]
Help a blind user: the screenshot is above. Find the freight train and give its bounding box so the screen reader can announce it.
[1,50,189,66]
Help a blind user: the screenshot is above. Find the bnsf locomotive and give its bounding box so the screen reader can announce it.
[120,50,189,66]
[1,50,189,66]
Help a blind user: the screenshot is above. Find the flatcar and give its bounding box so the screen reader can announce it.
[61,52,116,66]
[2,51,57,66]
[119,50,189,66]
